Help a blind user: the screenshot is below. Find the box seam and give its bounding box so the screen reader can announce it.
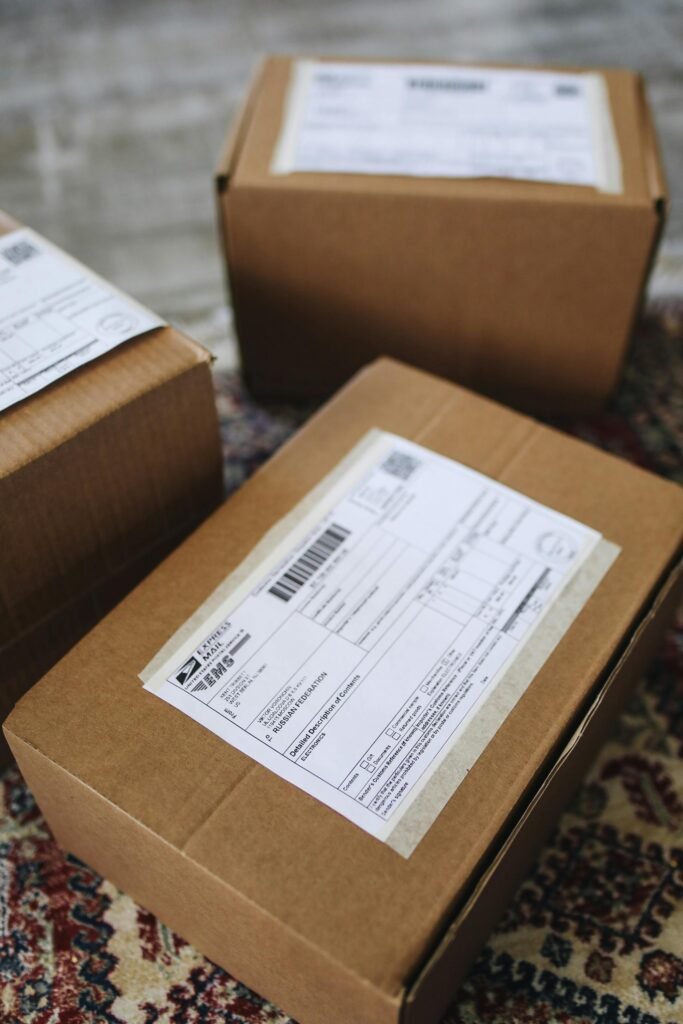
[215,58,270,191]
[2,352,214,477]
[179,761,258,851]
[4,730,407,1009]
[228,179,653,209]
[635,75,668,211]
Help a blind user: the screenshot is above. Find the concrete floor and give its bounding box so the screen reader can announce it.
[2,0,683,364]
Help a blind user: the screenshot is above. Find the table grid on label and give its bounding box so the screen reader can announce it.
[0,228,163,411]
[5,300,96,381]
[277,62,610,188]
[172,475,579,824]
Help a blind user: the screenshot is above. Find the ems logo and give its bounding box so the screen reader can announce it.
[173,656,202,686]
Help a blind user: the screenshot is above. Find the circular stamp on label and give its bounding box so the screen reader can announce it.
[536,530,577,565]
[98,311,138,335]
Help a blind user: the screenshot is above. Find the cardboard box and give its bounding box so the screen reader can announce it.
[5,358,682,1024]
[217,56,666,413]
[0,211,223,765]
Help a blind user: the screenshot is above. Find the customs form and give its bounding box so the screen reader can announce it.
[0,227,163,411]
[143,431,614,849]
[272,61,621,192]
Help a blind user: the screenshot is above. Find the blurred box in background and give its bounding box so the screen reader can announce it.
[0,211,223,765]
[217,56,666,413]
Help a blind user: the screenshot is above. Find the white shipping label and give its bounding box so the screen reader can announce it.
[272,61,622,192]
[0,228,164,412]
[142,431,619,855]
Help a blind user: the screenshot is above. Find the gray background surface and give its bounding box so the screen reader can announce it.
[2,0,682,365]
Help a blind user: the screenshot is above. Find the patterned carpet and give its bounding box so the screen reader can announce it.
[1,306,682,1024]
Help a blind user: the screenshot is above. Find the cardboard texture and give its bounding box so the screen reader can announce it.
[217,56,667,413]
[0,211,223,765]
[6,358,683,1024]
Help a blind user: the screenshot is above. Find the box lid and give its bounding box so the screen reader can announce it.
[0,212,211,481]
[7,358,683,1001]
[219,56,665,211]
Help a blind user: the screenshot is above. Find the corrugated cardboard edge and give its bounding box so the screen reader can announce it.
[214,58,270,325]
[215,58,270,192]
[1,332,214,476]
[610,76,668,390]
[635,75,668,213]
[401,554,683,1024]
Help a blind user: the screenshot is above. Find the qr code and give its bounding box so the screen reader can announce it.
[382,451,420,481]
[2,240,40,266]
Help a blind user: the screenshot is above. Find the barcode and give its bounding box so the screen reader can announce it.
[269,524,350,602]
[229,633,251,656]
[408,78,485,92]
[382,451,420,481]
[502,569,550,634]
[2,240,40,266]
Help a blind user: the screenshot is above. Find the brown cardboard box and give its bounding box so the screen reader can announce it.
[0,211,223,765]
[5,358,682,1024]
[217,56,666,413]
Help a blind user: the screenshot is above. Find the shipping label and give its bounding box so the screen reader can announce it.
[0,227,164,411]
[142,431,618,854]
[272,61,622,192]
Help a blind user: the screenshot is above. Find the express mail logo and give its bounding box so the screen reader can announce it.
[174,656,202,686]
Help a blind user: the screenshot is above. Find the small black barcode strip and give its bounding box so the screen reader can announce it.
[408,77,485,92]
[229,633,251,656]
[269,524,350,602]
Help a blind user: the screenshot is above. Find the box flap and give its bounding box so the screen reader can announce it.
[215,58,270,192]
[635,76,668,214]
[230,57,655,208]
[6,358,683,1000]
[0,213,212,479]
